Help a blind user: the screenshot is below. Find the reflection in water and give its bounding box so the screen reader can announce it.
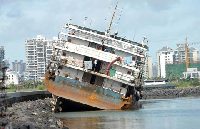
[58,110,145,129]
[56,97,200,129]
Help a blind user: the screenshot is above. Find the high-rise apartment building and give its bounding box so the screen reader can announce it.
[144,56,153,79]
[174,44,200,64]
[190,47,200,63]
[157,44,200,79]
[157,46,174,78]
[12,60,26,74]
[25,35,55,81]
[0,46,5,63]
[174,44,187,64]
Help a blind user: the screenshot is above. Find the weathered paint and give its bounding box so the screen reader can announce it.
[45,74,133,110]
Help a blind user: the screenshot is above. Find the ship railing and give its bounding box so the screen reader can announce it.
[59,32,144,57]
[115,71,135,82]
[53,43,140,72]
[58,59,137,87]
[67,24,148,50]
[64,28,147,56]
[69,30,145,56]
[59,55,138,83]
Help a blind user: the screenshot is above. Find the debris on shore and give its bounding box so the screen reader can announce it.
[0,98,68,129]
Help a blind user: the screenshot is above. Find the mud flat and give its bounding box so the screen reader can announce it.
[142,86,200,99]
[0,98,68,129]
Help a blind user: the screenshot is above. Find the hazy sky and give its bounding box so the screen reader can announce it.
[0,0,200,62]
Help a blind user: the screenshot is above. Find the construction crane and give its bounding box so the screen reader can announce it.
[184,38,200,71]
[185,38,190,71]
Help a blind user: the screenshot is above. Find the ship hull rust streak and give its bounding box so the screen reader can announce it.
[45,76,131,110]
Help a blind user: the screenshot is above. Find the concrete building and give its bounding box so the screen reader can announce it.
[174,44,200,64]
[5,69,19,85]
[12,60,26,74]
[144,56,153,79]
[152,63,158,78]
[158,54,166,78]
[25,35,55,81]
[45,37,57,66]
[183,68,200,79]
[174,44,186,64]
[157,46,174,78]
[0,46,5,63]
[190,47,200,63]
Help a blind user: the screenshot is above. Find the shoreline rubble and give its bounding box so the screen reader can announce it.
[0,98,68,129]
[142,86,200,99]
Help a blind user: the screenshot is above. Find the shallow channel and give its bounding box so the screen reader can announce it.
[56,97,200,129]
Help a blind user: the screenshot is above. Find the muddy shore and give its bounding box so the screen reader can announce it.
[1,86,200,129]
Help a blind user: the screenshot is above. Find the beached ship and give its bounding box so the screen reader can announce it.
[44,22,148,111]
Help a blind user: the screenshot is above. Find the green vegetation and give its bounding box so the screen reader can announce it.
[166,63,200,79]
[6,80,46,92]
[36,85,46,90]
[172,78,200,88]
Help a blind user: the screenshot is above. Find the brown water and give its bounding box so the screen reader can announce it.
[56,97,200,129]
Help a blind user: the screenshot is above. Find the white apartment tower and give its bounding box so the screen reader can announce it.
[45,37,58,66]
[190,47,200,63]
[174,44,187,64]
[157,46,174,78]
[25,35,54,81]
[144,56,153,79]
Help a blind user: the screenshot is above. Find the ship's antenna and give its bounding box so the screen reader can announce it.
[107,0,119,34]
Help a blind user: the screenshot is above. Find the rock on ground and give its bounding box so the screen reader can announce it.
[142,86,200,99]
[0,98,68,129]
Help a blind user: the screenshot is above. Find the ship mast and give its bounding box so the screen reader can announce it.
[107,0,119,34]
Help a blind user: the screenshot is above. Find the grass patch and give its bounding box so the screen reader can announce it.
[172,79,200,88]
[6,83,46,92]
[36,85,46,90]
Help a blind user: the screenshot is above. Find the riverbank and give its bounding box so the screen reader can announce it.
[0,98,68,129]
[142,86,200,99]
[1,86,200,128]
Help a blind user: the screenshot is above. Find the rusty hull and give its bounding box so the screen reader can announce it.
[44,74,133,110]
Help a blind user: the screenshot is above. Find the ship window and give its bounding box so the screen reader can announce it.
[96,45,103,50]
[68,38,71,42]
[132,56,136,61]
[90,75,96,84]
[82,72,92,83]
[92,60,102,72]
[137,56,141,61]
[84,56,91,61]
[88,42,96,48]
[90,75,104,86]
[62,50,67,56]
[94,76,104,86]
[127,71,131,75]
[121,84,127,88]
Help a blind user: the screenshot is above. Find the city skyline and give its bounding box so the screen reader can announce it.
[0,0,200,62]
